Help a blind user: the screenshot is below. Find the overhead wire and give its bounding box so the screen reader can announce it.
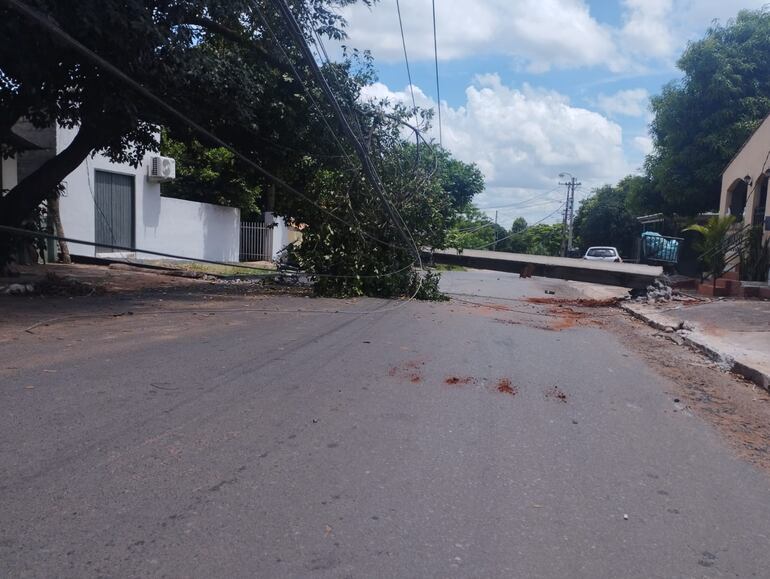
[268,0,419,260]
[471,203,566,249]
[431,0,443,147]
[268,0,425,300]
[0,225,418,280]
[395,0,419,129]
[1,0,410,258]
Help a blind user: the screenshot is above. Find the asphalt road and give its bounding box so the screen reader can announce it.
[2,270,770,577]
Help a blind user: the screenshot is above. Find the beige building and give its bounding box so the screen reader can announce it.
[720,114,770,242]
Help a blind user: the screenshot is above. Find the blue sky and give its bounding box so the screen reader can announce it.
[334,0,767,226]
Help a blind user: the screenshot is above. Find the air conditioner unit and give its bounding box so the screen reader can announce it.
[147,156,176,182]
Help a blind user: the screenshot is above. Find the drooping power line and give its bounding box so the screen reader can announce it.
[431,0,443,147]
[395,0,419,128]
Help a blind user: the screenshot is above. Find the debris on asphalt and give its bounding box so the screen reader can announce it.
[544,290,556,295]
[496,378,517,396]
[545,385,568,402]
[445,376,476,386]
[1,282,35,295]
[623,514,629,520]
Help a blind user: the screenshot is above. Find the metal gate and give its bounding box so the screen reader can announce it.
[94,170,135,253]
[240,221,273,261]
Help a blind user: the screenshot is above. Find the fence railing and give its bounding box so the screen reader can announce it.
[239,221,273,262]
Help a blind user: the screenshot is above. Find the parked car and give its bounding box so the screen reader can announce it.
[583,246,622,262]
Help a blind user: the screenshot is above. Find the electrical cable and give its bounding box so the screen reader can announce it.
[395,0,419,129]
[0,225,417,280]
[431,0,442,147]
[471,203,566,249]
[1,0,407,255]
[267,0,425,297]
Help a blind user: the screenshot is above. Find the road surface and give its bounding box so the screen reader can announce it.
[2,270,770,577]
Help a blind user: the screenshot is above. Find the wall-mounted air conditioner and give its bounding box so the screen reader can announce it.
[147,156,176,182]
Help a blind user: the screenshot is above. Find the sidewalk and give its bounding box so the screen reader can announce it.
[622,298,770,390]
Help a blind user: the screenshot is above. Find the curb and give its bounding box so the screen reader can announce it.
[619,304,770,392]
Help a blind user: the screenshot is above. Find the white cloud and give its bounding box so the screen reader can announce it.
[633,135,654,156]
[339,0,626,73]
[361,75,631,224]
[339,0,770,73]
[620,0,675,59]
[596,88,650,117]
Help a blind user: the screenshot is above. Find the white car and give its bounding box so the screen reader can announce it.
[583,246,622,262]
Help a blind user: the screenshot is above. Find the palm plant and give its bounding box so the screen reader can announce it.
[683,215,737,286]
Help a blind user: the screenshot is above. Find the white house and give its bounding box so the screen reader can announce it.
[8,122,241,263]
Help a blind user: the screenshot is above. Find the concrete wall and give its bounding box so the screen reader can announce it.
[55,125,239,261]
[1,155,17,190]
[721,115,770,240]
[137,197,240,262]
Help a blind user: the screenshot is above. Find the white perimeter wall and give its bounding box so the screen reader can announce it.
[2,155,17,190]
[56,126,239,262]
[137,197,240,262]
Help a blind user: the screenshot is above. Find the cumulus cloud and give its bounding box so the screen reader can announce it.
[361,75,631,223]
[339,0,626,73]
[620,0,675,59]
[339,0,769,73]
[596,88,650,117]
[632,135,654,156]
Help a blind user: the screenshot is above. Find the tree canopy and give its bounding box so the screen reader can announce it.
[646,8,770,215]
[573,184,639,258]
[0,0,365,227]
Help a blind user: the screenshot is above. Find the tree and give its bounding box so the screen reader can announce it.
[160,133,263,219]
[505,217,529,252]
[0,0,364,230]
[573,184,639,257]
[620,174,664,217]
[647,8,770,215]
[520,223,562,256]
[446,205,495,251]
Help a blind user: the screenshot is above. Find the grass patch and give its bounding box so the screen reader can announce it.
[145,260,275,276]
[429,264,467,272]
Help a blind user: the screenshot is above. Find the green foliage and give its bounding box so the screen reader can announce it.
[446,205,495,251]
[161,132,262,217]
[684,215,737,280]
[435,149,485,210]
[286,101,460,299]
[647,8,770,215]
[0,0,365,227]
[518,223,562,256]
[573,184,639,257]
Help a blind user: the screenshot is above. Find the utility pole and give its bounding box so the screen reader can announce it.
[558,174,580,257]
[494,210,498,251]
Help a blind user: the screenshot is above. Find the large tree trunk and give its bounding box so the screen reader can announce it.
[0,123,105,228]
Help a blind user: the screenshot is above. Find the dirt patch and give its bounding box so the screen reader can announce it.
[445,376,476,386]
[389,359,426,384]
[35,273,106,297]
[606,311,770,474]
[496,378,518,396]
[525,297,622,308]
[493,305,606,332]
[545,385,568,402]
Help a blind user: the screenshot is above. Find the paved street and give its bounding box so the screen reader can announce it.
[2,270,770,577]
